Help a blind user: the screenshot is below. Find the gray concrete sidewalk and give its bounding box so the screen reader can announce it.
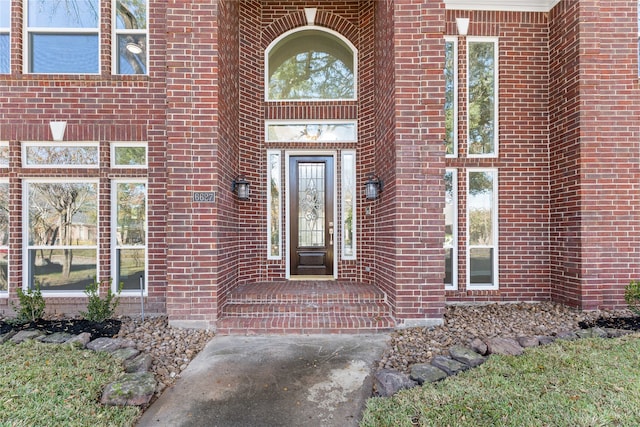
[136,334,389,427]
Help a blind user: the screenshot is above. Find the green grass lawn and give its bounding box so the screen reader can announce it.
[361,334,640,427]
[0,340,140,427]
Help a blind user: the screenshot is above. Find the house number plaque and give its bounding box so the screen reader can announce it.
[192,192,216,203]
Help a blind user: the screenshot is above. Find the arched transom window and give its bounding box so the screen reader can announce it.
[266,27,357,101]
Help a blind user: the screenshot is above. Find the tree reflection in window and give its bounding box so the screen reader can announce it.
[268,29,355,100]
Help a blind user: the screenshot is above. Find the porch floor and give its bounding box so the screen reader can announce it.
[216,281,396,334]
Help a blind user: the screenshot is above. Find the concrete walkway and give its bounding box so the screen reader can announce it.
[136,334,390,427]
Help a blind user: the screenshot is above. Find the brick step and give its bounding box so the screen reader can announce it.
[226,281,387,304]
[215,314,396,335]
[222,301,392,317]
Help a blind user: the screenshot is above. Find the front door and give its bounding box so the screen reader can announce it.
[289,156,334,276]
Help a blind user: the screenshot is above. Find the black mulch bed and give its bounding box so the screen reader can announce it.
[579,316,640,331]
[0,318,121,339]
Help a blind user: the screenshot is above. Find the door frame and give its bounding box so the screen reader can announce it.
[285,150,338,279]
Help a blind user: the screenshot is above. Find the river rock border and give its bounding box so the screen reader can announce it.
[374,327,636,397]
[0,329,156,406]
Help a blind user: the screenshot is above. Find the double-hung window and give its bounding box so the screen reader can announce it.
[0,0,9,74]
[114,0,148,75]
[26,0,100,74]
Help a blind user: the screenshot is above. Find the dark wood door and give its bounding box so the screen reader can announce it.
[290,156,334,276]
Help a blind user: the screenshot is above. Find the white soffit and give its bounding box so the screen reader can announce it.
[445,0,561,12]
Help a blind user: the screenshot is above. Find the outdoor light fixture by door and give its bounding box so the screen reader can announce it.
[364,174,383,200]
[232,176,250,200]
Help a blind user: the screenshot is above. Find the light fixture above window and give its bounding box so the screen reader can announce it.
[232,176,250,200]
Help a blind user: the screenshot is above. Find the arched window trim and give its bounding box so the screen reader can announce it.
[264,25,358,102]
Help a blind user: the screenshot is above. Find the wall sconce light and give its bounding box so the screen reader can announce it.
[231,176,250,200]
[456,17,470,36]
[364,174,383,200]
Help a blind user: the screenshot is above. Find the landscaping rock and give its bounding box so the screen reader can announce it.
[486,337,523,356]
[111,347,140,361]
[430,355,469,376]
[537,335,556,345]
[87,337,136,353]
[410,363,448,384]
[101,372,157,406]
[10,330,45,344]
[603,328,635,338]
[469,337,488,355]
[66,332,92,348]
[555,331,579,341]
[374,369,417,397]
[449,345,486,368]
[124,353,153,373]
[575,327,608,339]
[39,332,74,344]
[517,336,540,348]
[0,330,16,344]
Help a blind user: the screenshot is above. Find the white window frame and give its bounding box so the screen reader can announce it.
[24,0,101,75]
[110,141,148,168]
[444,168,457,290]
[341,150,356,260]
[267,150,282,260]
[0,178,8,295]
[112,0,149,75]
[111,178,147,295]
[466,37,499,158]
[466,168,499,290]
[0,0,9,74]
[265,120,357,143]
[22,141,100,168]
[445,36,458,158]
[23,178,100,297]
[264,26,358,102]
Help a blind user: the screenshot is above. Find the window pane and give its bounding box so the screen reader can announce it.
[444,170,454,247]
[0,142,8,167]
[28,0,98,28]
[267,123,356,142]
[0,34,8,74]
[298,163,325,247]
[25,144,99,166]
[268,30,355,100]
[29,248,96,291]
[114,145,146,166]
[30,34,99,73]
[445,40,455,155]
[468,171,494,246]
[117,34,147,74]
[470,247,493,284]
[0,250,6,291]
[268,153,281,258]
[116,249,145,291]
[0,0,9,27]
[28,182,98,246]
[0,182,8,245]
[116,183,146,245]
[342,152,355,258]
[468,41,496,155]
[444,247,453,285]
[116,0,147,29]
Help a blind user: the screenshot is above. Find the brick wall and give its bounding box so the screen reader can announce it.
[550,0,640,310]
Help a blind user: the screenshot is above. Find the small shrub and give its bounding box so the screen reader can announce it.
[624,280,640,316]
[11,281,46,324]
[79,278,122,323]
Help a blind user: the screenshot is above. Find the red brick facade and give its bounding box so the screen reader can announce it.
[0,0,638,330]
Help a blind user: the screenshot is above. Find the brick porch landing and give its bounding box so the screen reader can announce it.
[215,281,396,334]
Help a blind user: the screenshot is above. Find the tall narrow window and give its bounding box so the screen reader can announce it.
[26,0,100,74]
[0,0,9,74]
[25,180,99,293]
[467,38,498,157]
[444,37,458,157]
[467,169,498,289]
[267,151,282,259]
[114,0,148,75]
[444,169,457,289]
[341,151,356,260]
[266,28,357,101]
[113,180,146,293]
[0,179,8,292]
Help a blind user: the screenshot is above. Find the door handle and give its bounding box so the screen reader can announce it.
[329,223,334,245]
